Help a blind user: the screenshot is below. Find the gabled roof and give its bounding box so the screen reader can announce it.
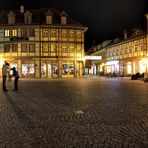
[60,11,68,17]
[0,8,84,27]
[45,10,53,16]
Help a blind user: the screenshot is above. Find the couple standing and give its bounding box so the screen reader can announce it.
[2,61,19,92]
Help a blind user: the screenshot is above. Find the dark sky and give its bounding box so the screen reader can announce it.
[0,0,148,50]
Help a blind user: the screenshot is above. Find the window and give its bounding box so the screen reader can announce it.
[4,29,10,37]
[50,43,56,52]
[51,29,58,37]
[21,28,27,37]
[62,43,68,52]
[12,44,18,52]
[69,43,75,52]
[21,44,27,52]
[24,11,32,24]
[29,44,35,52]
[12,29,17,37]
[69,30,75,38]
[42,44,48,53]
[61,16,66,24]
[77,44,81,52]
[8,11,15,25]
[46,16,52,24]
[76,31,82,38]
[62,29,67,37]
[43,29,49,37]
[29,28,35,37]
[4,44,10,53]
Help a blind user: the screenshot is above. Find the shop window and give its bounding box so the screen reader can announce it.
[22,64,34,76]
[10,63,17,75]
[12,44,18,52]
[62,64,68,75]
[41,64,47,76]
[69,64,74,74]
[52,64,58,74]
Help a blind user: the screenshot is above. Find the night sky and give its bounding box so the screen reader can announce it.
[0,0,148,50]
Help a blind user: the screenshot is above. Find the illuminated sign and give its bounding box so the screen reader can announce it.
[84,56,102,60]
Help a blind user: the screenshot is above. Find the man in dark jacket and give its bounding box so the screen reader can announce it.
[10,67,19,91]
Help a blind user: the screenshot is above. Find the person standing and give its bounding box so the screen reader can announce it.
[10,67,19,91]
[2,61,9,92]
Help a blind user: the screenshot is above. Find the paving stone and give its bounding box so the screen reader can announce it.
[0,78,147,147]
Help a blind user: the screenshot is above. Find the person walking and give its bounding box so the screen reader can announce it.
[10,67,19,91]
[2,61,10,92]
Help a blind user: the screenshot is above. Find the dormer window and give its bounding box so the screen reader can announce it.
[8,11,15,25]
[60,11,68,25]
[24,11,32,24]
[45,10,53,24]
[114,38,120,43]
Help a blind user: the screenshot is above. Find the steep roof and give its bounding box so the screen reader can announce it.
[0,8,84,27]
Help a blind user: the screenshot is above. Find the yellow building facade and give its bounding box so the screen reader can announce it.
[89,21,148,77]
[0,7,87,78]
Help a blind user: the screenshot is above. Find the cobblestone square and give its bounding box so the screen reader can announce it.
[0,78,148,148]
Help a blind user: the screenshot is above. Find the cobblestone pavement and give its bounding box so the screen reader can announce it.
[0,78,148,148]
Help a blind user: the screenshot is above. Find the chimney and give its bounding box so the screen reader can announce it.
[20,5,24,13]
[123,30,127,39]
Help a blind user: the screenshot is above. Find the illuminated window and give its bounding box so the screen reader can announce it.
[29,44,35,52]
[42,44,48,53]
[69,30,75,38]
[76,31,81,38]
[51,29,58,37]
[12,29,17,37]
[62,29,67,37]
[12,44,18,52]
[22,64,34,76]
[77,44,81,52]
[127,64,132,74]
[4,29,10,37]
[21,44,27,52]
[69,43,75,52]
[4,44,10,53]
[50,43,56,52]
[62,43,68,52]
[43,29,49,37]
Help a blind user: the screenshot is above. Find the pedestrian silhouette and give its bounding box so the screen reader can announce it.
[2,61,10,92]
[10,67,19,91]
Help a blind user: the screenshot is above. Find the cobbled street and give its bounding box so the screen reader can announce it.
[0,77,148,148]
